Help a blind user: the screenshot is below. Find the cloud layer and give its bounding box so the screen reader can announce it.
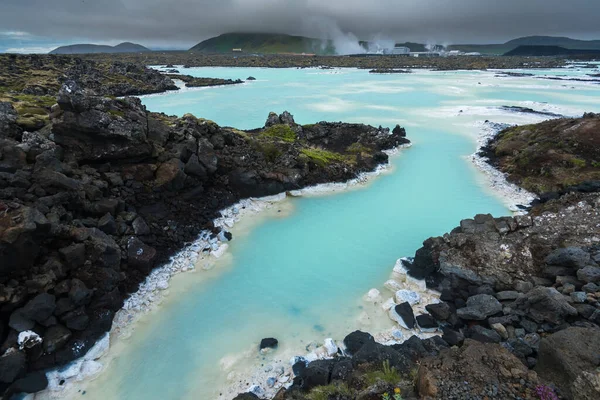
[2,0,600,49]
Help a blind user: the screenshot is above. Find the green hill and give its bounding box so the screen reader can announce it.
[50,42,151,55]
[449,36,600,55]
[505,36,600,50]
[189,33,331,54]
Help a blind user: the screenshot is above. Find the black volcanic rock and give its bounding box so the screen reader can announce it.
[259,338,278,350]
[395,302,415,329]
[343,331,375,355]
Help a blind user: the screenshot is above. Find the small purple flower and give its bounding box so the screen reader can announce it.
[535,384,559,400]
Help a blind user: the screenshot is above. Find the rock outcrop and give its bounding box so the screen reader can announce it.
[0,84,409,397]
[480,114,600,194]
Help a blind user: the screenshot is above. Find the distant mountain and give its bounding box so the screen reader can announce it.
[505,36,600,50]
[49,42,151,55]
[189,33,331,54]
[504,45,600,57]
[450,36,600,55]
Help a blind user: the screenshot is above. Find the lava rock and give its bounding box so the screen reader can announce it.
[59,243,86,268]
[507,338,533,358]
[97,213,116,235]
[442,327,465,346]
[416,314,438,330]
[259,338,278,351]
[127,237,157,270]
[545,247,592,269]
[352,341,411,373]
[43,325,72,354]
[512,286,577,325]
[425,302,451,321]
[0,350,26,383]
[535,327,600,399]
[457,294,502,321]
[468,325,502,343]
[132,217,151,235]
[343,330,374,355]
[22,293,56,323]
[496,291,520,301]
[301,359,335,389]
[6,371,48,394]
[394,302,415,329]
[577,265,600,283]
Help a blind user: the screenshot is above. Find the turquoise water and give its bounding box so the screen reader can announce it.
[79,68,600,400]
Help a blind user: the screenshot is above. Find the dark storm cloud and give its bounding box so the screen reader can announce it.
[2,0,600,48]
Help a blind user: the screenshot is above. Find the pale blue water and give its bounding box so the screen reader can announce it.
[81,67,600,400]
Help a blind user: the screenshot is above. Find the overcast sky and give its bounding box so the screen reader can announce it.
[2,0,600,52]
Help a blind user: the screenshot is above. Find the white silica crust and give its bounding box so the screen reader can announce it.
[470,121,538,213]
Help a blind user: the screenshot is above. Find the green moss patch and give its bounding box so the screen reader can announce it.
[301,147,347,166]
[260,124,297,142]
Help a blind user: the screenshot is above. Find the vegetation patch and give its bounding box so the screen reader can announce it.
[346,142,372,154]
[307,382,353,400]
[364,360,402,386]
[260,124,297,142]
[108,109,125,118]
[301,147,347,166]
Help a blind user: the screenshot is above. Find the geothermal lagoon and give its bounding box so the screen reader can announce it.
[69,66,600,399]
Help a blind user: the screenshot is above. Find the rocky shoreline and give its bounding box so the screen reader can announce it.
[232,115,600,400]
[0,58,411,399]
[78,52,570,71]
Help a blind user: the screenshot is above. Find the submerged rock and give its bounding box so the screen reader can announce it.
[259,338,279,351]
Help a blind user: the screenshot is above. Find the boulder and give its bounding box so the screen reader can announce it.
[0,205,51,275]
[507,338,533,358]
[184,154,207,178]
[352,341,412,373]
[8,310,34,332]
[52,85,153,162]
[22,293,56,323]
[6,371,48,394]
[496,291,520,301]
[301,359,335,389]
[395,289,421,305]
[535,327,600,399]
[232,393,259,400]
[0,350,26,383]
[127,237,157,270]
[197,139,218,174]
[97,213,117,235]
[43,325,72,354]
[132,217,151,235]
[442,327,465,346]
[512,286,578,325]
[577,266,600,283]
[545,247,592,269]
[259,338,278,351]
[343,331,374,355]
[68,279,92,306]
[425,302,451,321]
[391,302,415,329]
[155,158,186,190]
[0,102,23,140]
[456,294,502,321]
[416,314,438,331]
[59,243,86,268]
[468,325,502,343]
[331,358,353,381]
